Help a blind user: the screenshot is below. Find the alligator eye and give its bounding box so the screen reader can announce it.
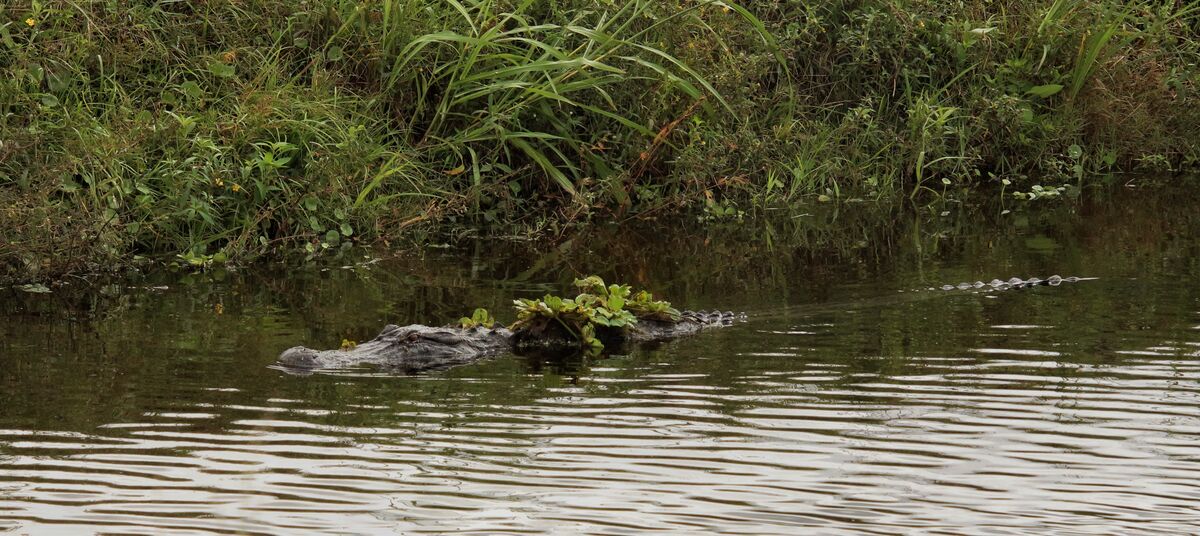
[406,333,420,342]
[422,331,465,345]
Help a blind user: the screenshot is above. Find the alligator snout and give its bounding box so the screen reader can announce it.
[278,346,320,369]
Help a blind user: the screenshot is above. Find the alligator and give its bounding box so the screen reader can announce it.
[278,310,739,373]
[277,276,1082,373]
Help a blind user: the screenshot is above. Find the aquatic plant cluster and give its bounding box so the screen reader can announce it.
[2,1,1198,281]
[506,276,680,350]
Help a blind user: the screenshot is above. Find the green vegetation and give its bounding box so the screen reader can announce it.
[459,307,497,329]
[2,1,1199,281]
[510,275,679,350]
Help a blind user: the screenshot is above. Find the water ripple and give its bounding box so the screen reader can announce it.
[5,273,1200,533]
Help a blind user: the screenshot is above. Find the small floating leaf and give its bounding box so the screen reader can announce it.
[15,283,51,294]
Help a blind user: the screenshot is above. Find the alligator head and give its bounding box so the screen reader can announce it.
[278,323,514,372]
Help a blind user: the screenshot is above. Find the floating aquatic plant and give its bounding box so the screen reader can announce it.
[626,290,682,323]
[505,275,679,350]
[459,308,496,329]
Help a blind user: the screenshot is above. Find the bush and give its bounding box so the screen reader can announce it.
[1,1,1197,281]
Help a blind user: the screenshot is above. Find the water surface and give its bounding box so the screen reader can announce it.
[2,188,1199,534]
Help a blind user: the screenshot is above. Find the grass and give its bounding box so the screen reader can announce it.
[1,0,1198,282]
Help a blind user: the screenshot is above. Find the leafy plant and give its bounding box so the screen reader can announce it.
[626,290,682,322]
[511,294,596,344]
[459,308,496,329]
[570,276,637,327]
[508,275,677,350]
[382,0,766,200]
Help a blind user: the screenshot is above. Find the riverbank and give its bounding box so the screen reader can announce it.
[2,1,1198,282]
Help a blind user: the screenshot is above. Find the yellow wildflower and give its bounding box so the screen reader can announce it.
[25,18,35,27]
[231,183,242,192]
[215,178,224,187]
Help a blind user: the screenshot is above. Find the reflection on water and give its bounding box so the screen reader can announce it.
[2,187,1200,534]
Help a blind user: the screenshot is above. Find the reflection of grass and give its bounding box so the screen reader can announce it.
[3,184,1198,432]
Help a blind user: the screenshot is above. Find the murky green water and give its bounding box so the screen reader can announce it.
[3,188,1200,534]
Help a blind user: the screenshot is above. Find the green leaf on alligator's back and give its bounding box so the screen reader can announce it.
[460,308,495,329]
[627,290,681,321]
[608,294,625,311]
[574,276,606,294]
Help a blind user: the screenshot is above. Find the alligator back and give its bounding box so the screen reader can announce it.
[938,275,1082,291]
[626,310,742,342]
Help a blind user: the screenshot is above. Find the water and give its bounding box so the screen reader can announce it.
[2,189,1200,534]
